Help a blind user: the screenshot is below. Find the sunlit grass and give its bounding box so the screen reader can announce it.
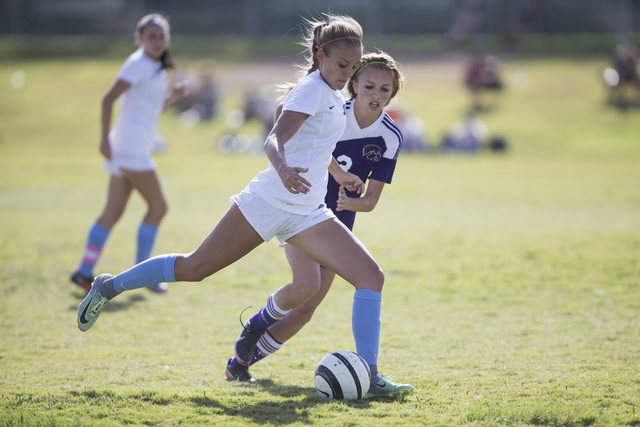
[1,52,639,426]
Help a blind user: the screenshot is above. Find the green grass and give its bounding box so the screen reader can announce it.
[1,51,639,426]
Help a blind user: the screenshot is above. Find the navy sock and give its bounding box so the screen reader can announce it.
[249,294,290,331]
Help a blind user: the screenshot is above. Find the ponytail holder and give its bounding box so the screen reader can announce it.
[315,36,361,51]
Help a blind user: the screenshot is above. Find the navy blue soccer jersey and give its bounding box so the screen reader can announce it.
[325,99,403,231]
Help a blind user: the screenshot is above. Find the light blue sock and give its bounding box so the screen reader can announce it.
[112,254,177,294]
[136,222,158,264]
[78,222,109,277]
[352,289,382,367]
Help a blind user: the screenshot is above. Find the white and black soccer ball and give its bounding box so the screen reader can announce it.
[314,350,371,400]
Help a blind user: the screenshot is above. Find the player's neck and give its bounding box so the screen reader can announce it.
[353,102,383,129]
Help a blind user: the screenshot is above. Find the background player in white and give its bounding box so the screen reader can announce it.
[226,53,413,399]
[70,14,187,294]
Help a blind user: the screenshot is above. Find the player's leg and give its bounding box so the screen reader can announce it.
[287,219,413,398]
[252,265,336,363]
[268,245,337,343]
[286,218,383,367]
[77,203,264,332]
[71,174,133,292]
[122,169,169,293]
[227,245,335,379]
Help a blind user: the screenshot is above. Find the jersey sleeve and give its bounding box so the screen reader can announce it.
[283,79,321,116]
[117,55,150,85]
[369,119,403,184]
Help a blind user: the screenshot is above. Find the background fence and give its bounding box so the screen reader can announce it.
[2,0,639,37]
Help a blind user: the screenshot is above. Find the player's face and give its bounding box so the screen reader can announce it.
[317,44,362,91]
[352,67,394,112]
[138,24,168,61]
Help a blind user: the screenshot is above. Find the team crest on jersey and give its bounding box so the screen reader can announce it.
[363,145,382,161]
[343,103,346,115]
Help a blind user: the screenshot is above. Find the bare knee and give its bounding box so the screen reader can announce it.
[294,275,321,304]
[174,254,215,282]
[355,266,385,293]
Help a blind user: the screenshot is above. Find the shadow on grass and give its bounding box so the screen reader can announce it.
[7,386,405,426]
[190,382,373,425]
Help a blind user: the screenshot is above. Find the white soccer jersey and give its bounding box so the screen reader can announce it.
[247,70,347,215]
[110,48,168,154]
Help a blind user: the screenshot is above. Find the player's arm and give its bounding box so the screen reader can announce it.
[100,79,131,159]
[163,81,189,111]
[274,102,284,122]
[328,158,364,194]
[264,109,311,194]
[336,179,385,213]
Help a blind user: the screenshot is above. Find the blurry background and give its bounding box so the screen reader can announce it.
[3,0,640,154]
[1,3,640,425]
[2,0,639,36]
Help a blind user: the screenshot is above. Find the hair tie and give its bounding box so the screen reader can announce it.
[315,36,361,51]
[139,15,171,41]
[354,61,388,77]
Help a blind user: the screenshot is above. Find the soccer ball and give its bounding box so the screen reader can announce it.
[314,350,371,400]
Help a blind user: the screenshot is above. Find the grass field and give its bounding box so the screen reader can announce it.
[1,49,639,426]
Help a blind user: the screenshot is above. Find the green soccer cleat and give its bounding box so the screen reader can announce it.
[77,274,113,332]
[364,373,414,399]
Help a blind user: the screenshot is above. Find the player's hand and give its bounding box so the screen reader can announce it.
[335,172,364,194]
[335,186,351,211]
[100,138,111,160]
[173,81,190,101]
[279,166,311,194]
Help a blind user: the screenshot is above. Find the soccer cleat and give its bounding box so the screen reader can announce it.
[234,320,265,366]
[364,373,414,399]
[77,274,113,332]
[147,282,169,293]
[225,358,256,382]
[70,271,93,294]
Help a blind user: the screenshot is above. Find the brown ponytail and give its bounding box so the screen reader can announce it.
[278,13,363,99]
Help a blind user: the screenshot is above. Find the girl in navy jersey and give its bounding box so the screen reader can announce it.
[225,53,413,399]
[77,14,410,397]
[70,14,187,294]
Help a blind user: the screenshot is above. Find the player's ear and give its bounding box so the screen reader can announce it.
[317,49,326,63]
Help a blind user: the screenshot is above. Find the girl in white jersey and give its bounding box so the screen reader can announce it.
[70,14,187,294]
[77,14,410,396]
[225,53,413,399]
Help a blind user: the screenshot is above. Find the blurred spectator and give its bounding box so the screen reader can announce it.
[243,85,279,138]
[174,61,220,124]
[446,0,485,48]
[505,0,544,45]
[441,110,509,154]
[215,85,279,154]
[464,54,503,111]
[604,36,640,108]
[441,109,487,153]
[386,106,429,153]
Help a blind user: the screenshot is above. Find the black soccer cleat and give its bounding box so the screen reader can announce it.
[225,358,256,382]
[70,271,94,294]
[234,320,265,366]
